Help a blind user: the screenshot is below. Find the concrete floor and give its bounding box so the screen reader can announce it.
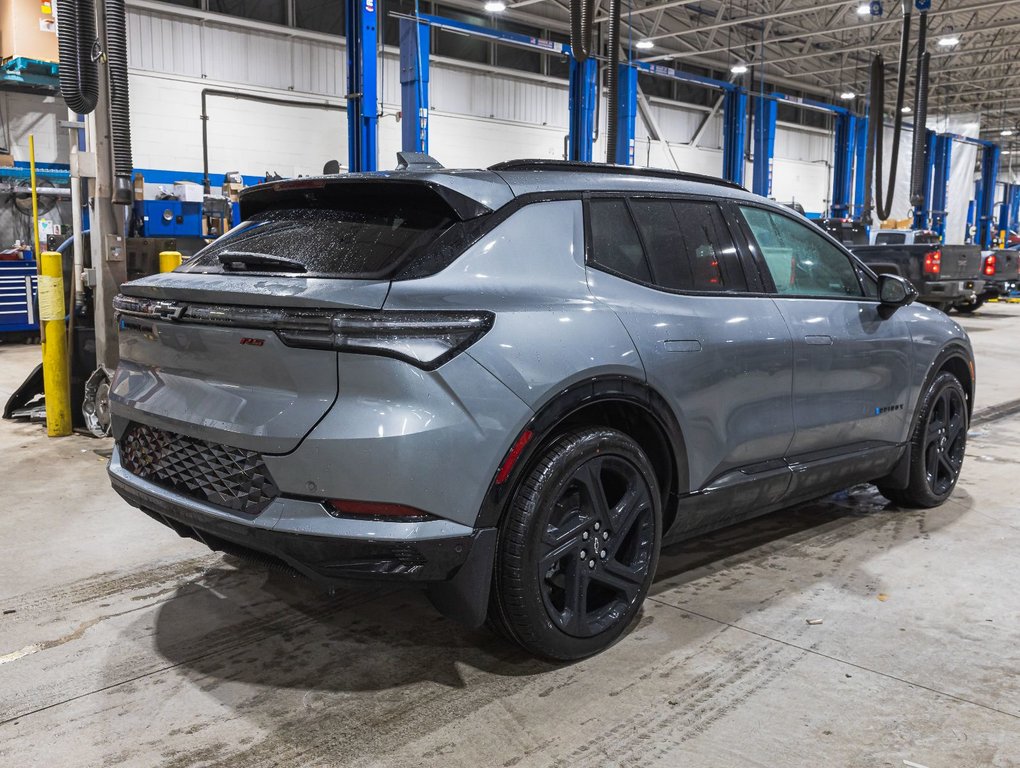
[2,304,1019,768]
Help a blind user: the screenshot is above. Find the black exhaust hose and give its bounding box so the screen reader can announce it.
[873,0,913,222]
[105,0,134,204]
[570,0,591,61]
[862,55,881,225]
[604,0,621,163]
[909,11,930,209]
[56,0,99,115]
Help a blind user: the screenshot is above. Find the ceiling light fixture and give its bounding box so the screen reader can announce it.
[1002,128,1015,137]
[937,35,960,47]
[840,91,856,100]
[856,3,871,15]
[901,106,912,113]
[635,39,654,50]
[731,63,748,74]
[484,0,506,12]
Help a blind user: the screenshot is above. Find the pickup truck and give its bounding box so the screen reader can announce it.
[955,249,1020,312]
[849,242,985,312]
[869,228,943,246]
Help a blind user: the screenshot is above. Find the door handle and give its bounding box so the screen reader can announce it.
[804,335,833,346]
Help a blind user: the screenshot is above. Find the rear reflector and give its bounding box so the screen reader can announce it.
[923,250,941,276]
[495,430,534,485]
[326,499,436,520]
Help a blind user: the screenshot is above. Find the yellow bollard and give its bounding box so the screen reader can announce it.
[39,251,72,437]
[159,250,183,273]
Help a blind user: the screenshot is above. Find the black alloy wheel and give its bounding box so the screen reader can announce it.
[488,427,662,660]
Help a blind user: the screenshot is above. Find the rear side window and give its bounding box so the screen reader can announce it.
[589,197,746,292]
[740,206,864,298]
[184,187,457,279]
[588,199,652,283]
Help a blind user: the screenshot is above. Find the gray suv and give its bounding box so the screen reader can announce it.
[108,159,974,660]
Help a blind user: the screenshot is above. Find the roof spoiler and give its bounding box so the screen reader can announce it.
[238,176,491,221]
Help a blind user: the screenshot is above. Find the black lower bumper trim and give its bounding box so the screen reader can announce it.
[111,473,482,586]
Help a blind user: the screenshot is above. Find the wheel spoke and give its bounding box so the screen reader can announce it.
[539,535,581,571]
[565,558,591,634]
[925,443,939,484]
[579,459,611,522]
[938,453,957,481]
[542,515,589,550]
[592,560,645,603]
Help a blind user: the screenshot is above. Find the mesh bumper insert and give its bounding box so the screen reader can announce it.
[119,423,279,515]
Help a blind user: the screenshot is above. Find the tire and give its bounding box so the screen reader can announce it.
[488,427,662,661]
[878,372,968,508]
[954,297,985,314]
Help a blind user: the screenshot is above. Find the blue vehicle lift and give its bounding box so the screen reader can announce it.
[930,133,953,240]
[395,13,584,159]
[624,61,747,186]
[751,91,860,218]
[974,141,1000,249]
[346,0,379,171]
[997,183,1019,244]
[852,115,869,218]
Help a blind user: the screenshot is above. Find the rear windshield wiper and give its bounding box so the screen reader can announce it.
[217,250,308,273]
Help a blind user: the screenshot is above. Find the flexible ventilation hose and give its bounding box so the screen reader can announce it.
[570,0,592,61]
[867,1,913,223]
[909,10,930,209]
[604,0,621,163]
[56,0,99,115]
[104,0,135,203]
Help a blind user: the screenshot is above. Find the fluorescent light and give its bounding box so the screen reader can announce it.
[1003,150,1012,156]
[1002,128,1014,137]
[937,35,960,47]
[635,39,654,50]
[840,91,856,100]
[856,3,871,15]
[901,106,912,113]
[731,63,748,74]
[483,0,506,11]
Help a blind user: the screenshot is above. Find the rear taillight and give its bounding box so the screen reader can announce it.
[113,295,493,371]
[923,250,941,276]
[326,499,436,520]
[276,310,494,370]
[984,254,996,276]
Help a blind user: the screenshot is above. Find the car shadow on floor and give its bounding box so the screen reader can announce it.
[147,485,970,696]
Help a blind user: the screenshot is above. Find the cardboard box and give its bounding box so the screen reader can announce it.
[0,0,59,63]
[173,181,204,203]
[133,174,145,202]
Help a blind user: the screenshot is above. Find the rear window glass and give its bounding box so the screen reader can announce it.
[874,232,906,245]
[183,193,456,279]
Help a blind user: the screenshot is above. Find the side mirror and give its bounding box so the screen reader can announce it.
[878,273,917,308]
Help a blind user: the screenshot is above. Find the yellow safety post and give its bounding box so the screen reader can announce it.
[159,250,183,272]
[39,251,72,436]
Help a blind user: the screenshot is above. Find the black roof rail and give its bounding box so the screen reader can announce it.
[488,159,745,191]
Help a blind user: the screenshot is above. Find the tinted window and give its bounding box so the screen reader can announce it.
[914,231,941,245]
[589,199,651,283]
[630,199,741,292]
[185,191,456,278]
[875,231,906,245]
[741,207,863,298]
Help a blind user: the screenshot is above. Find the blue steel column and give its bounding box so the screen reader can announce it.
[752,96,776,197]
[830,111,854,218]
[930,133,952,241]
[721,87,746,186]
[346,0,378,171]
[614,64,638,165]
[399,18,429,154]
[853,115,868,218]
[567,56,597,162]
[977,144,1001,248]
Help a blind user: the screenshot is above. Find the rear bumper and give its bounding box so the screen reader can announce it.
[920,279,980,304]
[109,447,492,588]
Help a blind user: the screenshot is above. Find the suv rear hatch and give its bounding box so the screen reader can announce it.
[111,175,504,454]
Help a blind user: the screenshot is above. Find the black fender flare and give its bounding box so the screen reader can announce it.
[474,375,688,529]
